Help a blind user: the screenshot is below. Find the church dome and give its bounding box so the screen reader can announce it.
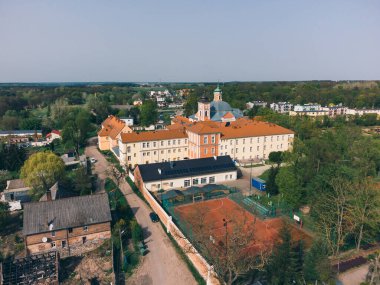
[211,101,233,111]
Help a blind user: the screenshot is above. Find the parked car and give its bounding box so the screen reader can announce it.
[90,157,97,164]
[149,212,159,223]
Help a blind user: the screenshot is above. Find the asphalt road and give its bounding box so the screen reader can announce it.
[85,139,197,285]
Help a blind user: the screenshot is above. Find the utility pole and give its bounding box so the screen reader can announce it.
[249,159,253,196]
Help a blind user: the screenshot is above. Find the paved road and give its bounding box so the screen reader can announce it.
[85,139,197,285]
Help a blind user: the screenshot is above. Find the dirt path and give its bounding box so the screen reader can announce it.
[85,139,197,285]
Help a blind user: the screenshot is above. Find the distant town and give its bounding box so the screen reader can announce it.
[0,81,379,285]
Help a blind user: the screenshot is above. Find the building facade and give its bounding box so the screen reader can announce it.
[134,156,238,192]
[98,115,133,151]
[270,102,293,113]
[23,194,111,257]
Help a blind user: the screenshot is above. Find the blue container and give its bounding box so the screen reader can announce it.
[252,177,266,191]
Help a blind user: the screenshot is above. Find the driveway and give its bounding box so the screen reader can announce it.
[85,140,197,285]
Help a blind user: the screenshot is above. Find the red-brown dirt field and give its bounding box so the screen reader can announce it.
[174,198,312,252]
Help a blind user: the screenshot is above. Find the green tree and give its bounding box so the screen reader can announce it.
[20,151,65,200]
[139,100,158,126]
[303,239,333,283]
[266,223,298,285]
[0,143,26,172]
[266,166,279,195]
[269,151,283,167]
[0,201,10,228]
[74,166,92,195]
[276,166,303,208]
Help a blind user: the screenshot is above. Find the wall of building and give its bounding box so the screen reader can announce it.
[98,135,110,151]
[25,222,111,256]
[119,137,188,167]
[140,170,237,192]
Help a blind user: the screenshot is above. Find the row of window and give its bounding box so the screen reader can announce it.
[221,144,284,153]
[224,135,291,145]
[141,148,187,156]
[184,176,216,187]
[142,139,187,149]
[203,135,216,144]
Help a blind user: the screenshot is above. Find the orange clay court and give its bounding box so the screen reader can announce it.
[174,198,312,251]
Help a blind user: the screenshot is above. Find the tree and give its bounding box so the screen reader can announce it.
[266,166,279,195]
[366,253,380,285]
[20,151,65,200]
[0,143,26,172]
[276,166,303,208]
[0,170,12,191]
[303,239,333,284]
[139,100,157,126]
[0,201,10,228]
[74,166,92,195]
[107,165,124,189]
[265,223,299,285]
[173,206,271,285]
[349,179,380,251]
[62,109,92,155]
[268,151,283,167]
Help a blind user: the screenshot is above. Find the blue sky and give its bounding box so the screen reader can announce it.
[0,0,379,82]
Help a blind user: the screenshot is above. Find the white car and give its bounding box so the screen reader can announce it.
[90,157,97,164]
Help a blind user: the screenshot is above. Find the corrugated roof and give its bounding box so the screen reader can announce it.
[137,155,237,182]
[121,129,187,143]
[23,194,111,236]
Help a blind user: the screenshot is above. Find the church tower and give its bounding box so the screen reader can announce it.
[197,95,210,121]
[213,85,222,101]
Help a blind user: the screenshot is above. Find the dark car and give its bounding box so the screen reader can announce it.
[149,212,159,223]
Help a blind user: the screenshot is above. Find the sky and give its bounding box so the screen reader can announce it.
[0,0,379,82]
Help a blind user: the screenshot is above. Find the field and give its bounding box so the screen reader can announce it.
[174,198,312,252]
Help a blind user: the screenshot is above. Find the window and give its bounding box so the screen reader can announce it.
[154,151,156,155]
[143,143,146,148]
[173,140,176,145]
[257,146,259,151]
[193,178,199,185]
[146,142,149,148]
[257,138,260,143]
[154,142,156,147]
[82,237,87,244]
[161,150,164,154]
[271,137,273,142]
[170,182,174,187]
[235,148,238,153]
[83,226,88,232]
[185,139,187,144]
[178,140,180,145]
[230,174,232,179]
[168,150,171,153]
[143,152,145,156]
[51,242,56,248]
[203,148,207,155]
[173,149,176,153]
[178,149,181,152]
[134,153,136,157]
[201,177,207,184]
[281,144,283,148]
[168,140,171,146]
[184,180,191,187]
[221,145,223,150]
[243,139,245,144]
[250,147,252,151]
[161,141,164,146]
[277,136,279,141]
[127,146,131,152]
[264,146,266,150]
[230,140,232,145]
[243,147,245,152]
[209,176,215,183]
[212,148,215,154]
[225,175,228,180]
[128,156,131,160]
[204,136,208,144]
[51,231,56,237]
[250,138,253,143]
[235,139,238,145]
[68,228,73,233]
[62,240,67,248]
[264,137,267,142]
[211,136,215,143]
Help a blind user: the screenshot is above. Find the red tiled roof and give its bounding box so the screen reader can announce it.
[121,130,187,143]
[98,115,126,139]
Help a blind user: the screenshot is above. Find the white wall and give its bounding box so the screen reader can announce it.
[143,170,237,192]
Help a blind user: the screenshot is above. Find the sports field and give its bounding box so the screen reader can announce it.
[174,198,312,252]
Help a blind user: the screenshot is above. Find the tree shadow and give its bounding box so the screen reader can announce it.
[59,255,84,283]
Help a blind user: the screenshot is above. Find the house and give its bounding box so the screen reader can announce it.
[2,179,31,203]
[246,101,268,109]
[0,130,42,144]
[270,102,293,113]
[346,108,380,118]
[0,251,59,285]
[189,86,243,122]
[46,130,61,142]
[120,117,134,126]
[134,155,238,192]
[98,115,133,151]
[60,152,87,167]
[23,194,112,256]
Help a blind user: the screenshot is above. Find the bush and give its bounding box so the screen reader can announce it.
[131,220,143,244]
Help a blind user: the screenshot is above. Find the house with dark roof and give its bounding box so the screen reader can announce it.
[134,155,237,192]
[22,194,112,257]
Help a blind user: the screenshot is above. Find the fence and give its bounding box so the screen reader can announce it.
[138,185,220,285]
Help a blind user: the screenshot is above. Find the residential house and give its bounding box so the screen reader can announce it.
[23,194,112,256]
[46,130,62,142]
[270,102,293,113]
[98,115,133,151]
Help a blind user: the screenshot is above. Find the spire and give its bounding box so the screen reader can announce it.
[213,84,222,101]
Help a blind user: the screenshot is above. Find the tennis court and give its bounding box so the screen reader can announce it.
[174,198,312,252]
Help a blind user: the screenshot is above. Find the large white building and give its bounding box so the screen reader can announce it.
[270,102,293,113]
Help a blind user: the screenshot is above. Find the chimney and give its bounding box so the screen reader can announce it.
[46,189,52,201]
